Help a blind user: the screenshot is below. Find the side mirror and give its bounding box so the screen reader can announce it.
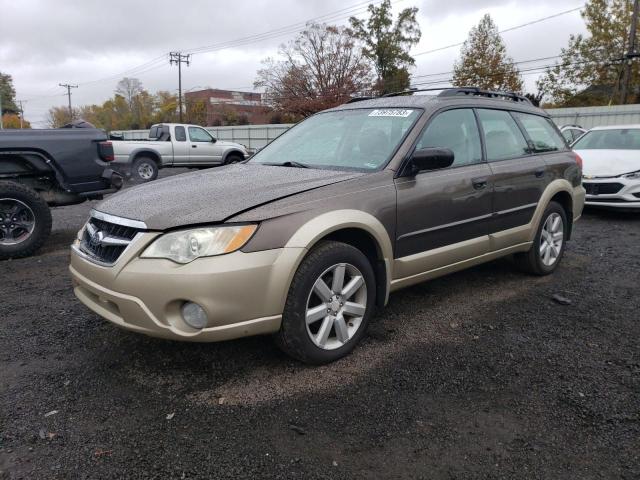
[211,137,217,144]
[408,147,454,174]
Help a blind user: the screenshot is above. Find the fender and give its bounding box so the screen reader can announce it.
[0,150,66,187]
[490,179,584,251]
[283,209,394,306]
[126,148,164,167]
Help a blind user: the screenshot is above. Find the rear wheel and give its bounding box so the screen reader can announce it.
[132,156,159,182]
[515,201,567,275]
[0,181,52,260]
[275,241,376,364]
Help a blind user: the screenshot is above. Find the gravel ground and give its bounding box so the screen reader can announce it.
[1,171,639,479]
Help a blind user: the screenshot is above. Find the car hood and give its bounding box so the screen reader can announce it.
[575,149,640,177]
[96,164,365,230]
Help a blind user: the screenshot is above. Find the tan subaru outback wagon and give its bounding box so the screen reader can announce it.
[70,88,585,364]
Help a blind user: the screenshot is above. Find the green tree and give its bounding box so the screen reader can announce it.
[452,14,523,93]
[537,0,638,106]
[0,72,18,114]
[348,0,421,94]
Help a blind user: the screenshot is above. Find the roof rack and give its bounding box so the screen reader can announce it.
[438,87,532,104]
[346,96,376,104]
[379,86,532,104]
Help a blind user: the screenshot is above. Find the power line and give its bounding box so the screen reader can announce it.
[412,5,584,57]
[169,52,191,122]
[59,83,78,120]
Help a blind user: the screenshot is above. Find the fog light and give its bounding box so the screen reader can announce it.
[181,302,208,329]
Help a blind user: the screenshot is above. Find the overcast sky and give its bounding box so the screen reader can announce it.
[0,0,588,127]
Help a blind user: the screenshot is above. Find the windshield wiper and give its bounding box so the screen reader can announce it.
[263,161,309,168]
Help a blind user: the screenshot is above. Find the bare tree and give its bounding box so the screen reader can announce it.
[115,77,144,109]
[255,24,373,117]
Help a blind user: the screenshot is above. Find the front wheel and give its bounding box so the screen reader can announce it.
[275,241,376,364]
[224,153,244,165]
[0,181,52,260]
[515,201,568,275]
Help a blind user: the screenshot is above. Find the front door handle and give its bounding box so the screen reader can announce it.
[534,168,545,178]
[192,145,197,148]
[472,177,488,190]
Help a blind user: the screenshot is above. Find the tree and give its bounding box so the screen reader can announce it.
[46,106,79,128]
[0,72,18,114]
[255,23,373,117]
[348,0,421,94]
[115,77,144,109]
[1,113,31,129]
[452,14,524,93]
[537,0,639,106]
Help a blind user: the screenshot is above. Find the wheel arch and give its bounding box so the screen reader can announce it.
[222,149,245,163]
[284,210,394,307]
[130,150,161,167]
[529,179,579,242]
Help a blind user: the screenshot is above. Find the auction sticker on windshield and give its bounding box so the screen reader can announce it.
[368,109,413,117]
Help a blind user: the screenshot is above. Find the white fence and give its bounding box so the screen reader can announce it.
[547,104,640,129]
[111,124,293,150]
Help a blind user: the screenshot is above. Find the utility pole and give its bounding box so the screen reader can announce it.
[17,100,25,129]
[169,52,190,122]
[0,94,3,129]
[59,83,78,121]
[620,0,640,104]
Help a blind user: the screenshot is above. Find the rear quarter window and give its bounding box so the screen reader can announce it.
[514,112,566,152]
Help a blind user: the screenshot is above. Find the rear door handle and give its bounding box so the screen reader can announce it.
[534,168,545,178]
[472,177,488,190]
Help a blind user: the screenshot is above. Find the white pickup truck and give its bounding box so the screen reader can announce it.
[110,123,249,181]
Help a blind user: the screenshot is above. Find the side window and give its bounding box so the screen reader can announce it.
[514,112,566,152]
[477,109,529,161]
[416,109,482,167]
[175,126,186,142]
[188,127,213,142]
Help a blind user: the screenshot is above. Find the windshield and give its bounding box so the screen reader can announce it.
[573,128,640,150]
[249,108,421,171]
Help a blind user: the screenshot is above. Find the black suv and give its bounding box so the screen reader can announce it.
[0,126,121,259]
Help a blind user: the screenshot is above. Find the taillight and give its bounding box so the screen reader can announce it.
[99,141,114,162]
[573,152,583,170]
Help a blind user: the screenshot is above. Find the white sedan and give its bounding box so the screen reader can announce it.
[573,125,640,209]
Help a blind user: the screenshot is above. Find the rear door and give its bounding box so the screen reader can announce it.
[476,109,547,238]
[171,126,189,165]
[188,126,221,164]
[394,108,493,276]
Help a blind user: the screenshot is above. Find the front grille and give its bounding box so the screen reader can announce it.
[583,182,624,195]
[80,216,142,265]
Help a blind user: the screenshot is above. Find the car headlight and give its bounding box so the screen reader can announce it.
[622,170,640,179]
[141,225,257,264]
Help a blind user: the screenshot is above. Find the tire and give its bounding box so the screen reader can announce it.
[514,201,568,275]
[224,153,244,165]
[275,241,376,364]
[0,181,52,260]
[131,157,159,182]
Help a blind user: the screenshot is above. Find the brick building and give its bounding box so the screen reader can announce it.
[184,88,271,126]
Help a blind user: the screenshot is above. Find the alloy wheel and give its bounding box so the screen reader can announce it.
[539,212,564,267]
[305,262,368,350]
[0,199,36,246]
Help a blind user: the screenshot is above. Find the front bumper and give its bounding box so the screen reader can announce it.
[70,234,305,341]
[583,177,640,209]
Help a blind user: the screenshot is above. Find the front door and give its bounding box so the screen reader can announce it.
[394,108,493,279]
[188,126,222,164]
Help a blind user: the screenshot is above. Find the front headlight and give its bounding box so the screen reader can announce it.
[622,170,640,179]
[141,225,257,264]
